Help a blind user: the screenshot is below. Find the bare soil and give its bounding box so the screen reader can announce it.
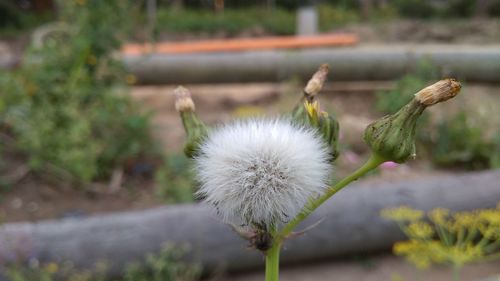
[222,254,500,281]
[335,19,500,44]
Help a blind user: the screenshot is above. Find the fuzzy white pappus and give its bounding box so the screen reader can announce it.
[195,118,332,229]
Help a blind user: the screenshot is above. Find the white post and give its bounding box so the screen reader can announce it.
[296,5,318,36]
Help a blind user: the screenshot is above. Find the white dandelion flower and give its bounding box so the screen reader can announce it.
[195,118,332,229]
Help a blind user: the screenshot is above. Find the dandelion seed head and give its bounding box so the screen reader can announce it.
[195,118,332,229]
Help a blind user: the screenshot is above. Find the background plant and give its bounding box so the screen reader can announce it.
[0,1,52,37]
[2,261,108,281]
[1,245,200,281]
[381,205,500,280]
[124,244,200,281]
[155,154,197,204]
[0,0,158,183]
[156,8,295,36]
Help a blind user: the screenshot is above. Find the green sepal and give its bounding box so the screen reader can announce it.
[180,111,209,158]
[364,99,425,163]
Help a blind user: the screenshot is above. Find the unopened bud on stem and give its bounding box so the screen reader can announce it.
[364,79,462,163]
[291,64,330,122]
[290,64,339,162]
[174,86,209,158]
[301,101,340,161]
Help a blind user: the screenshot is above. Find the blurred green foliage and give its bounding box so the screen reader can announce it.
[375,60,500,170]
[2,245,200,281]
[155,154,197,204]
[0,2,52,37]
[152,1,500,36]
[318,4,361,30]
[3,261,108,281]
[0,0,157,183]
[3,1,500,38]
[125,244,200,281]
[156,8,295,35]
[376,59,439,115]
[158,0,500,18]
[427,111,499,170]
[391,0,435,18]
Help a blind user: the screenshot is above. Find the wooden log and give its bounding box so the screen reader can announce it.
[0,170,499,277]
[123,45,500,84]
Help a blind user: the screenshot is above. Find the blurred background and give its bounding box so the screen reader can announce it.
[0,0,499,280]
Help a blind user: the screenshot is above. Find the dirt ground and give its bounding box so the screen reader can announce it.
[222,254,500,281]
[335,19,500,45]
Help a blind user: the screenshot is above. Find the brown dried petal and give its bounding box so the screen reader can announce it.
[304,64,330,97]
[174,86,195,112]
[414,79,461,106]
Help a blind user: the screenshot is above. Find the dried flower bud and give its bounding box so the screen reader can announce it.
[304,64,329,100]
[364,79,461,163]
[173,86,209,158]
[174,86,196,112]
[414,79,461,106]
[291,64,330,121]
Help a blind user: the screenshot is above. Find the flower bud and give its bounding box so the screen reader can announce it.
[289,64,339,162]
[291,64,329,122]
[318,113,340,162]
[303,101,340,161]
[174,86,209,158]
[364,79,461,163]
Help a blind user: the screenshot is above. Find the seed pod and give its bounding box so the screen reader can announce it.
[364,79,461,163]
[364,99,424,163]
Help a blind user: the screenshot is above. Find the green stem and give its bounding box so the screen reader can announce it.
[278,153,385,240]
[453,264,461,281]
[265,242,281,281]
[264,153,385,281]
[463,228,477,245]
[435,224,451,246]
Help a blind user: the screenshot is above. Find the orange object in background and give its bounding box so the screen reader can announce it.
[123,33,359,55]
